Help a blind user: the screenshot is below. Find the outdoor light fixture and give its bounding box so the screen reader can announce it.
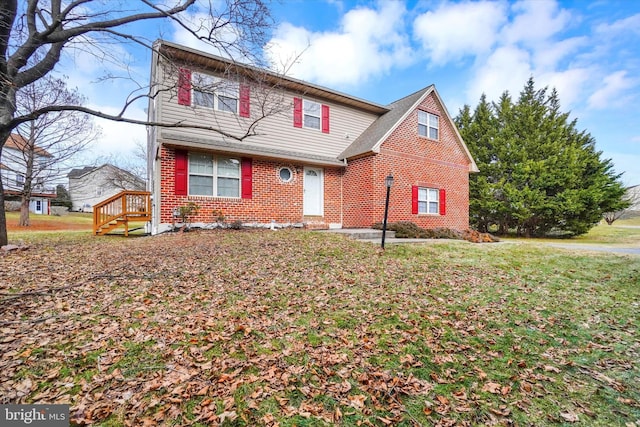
[385,174,394,189]
[381,174,394,249]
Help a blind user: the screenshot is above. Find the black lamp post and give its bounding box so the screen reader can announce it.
[381,173,394,249]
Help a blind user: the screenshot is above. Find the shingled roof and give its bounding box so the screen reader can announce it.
[4,133,53,158]
[67,166,98,179]
[338,86,479,172]
[338,87,432,160]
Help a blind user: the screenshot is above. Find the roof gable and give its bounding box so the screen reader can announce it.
[339,86,479,172]
[68,164,144,185]
[68,166,98,179]
[4,133,53,158]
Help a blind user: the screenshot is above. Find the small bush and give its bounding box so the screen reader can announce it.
[229,220,243,230]
[372,222,499,243]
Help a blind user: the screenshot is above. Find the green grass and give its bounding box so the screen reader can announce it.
[498,219,640,245]
[573,219,640,244]
[0,229,638,426]
[6,210,94,224]
[6,210,148,241]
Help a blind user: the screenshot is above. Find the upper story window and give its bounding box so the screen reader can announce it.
[192,73,239,114]
[178,68,250,118]
[188,153,240,197]
[303,100,321,130]
[293,97,330,133]
[15,173,25,185]
[418,110,439,140]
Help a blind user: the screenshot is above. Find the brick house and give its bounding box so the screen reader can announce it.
[147,41,478,234]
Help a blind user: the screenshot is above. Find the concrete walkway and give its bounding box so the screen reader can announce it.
[319,228,470,245]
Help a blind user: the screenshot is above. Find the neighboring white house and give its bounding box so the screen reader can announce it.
[1,133,56,215]
[625,185,640,215]
[68,164,145,212]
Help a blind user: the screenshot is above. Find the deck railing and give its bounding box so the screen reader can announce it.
[93,191,151,235]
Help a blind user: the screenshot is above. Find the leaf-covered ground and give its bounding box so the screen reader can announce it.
[1,230,638,426]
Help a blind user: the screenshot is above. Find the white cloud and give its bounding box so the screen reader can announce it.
[596,13,640,37]
[171,11,242,59]
[79,104,147,165]
[413,1,508,65]
[265,1,412,87]
[538,68,591,107]
[531,36,588,71]
[588,71,636,109]
[501,0,573,46]
[467,46,532,102]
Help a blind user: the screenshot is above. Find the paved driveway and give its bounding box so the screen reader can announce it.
[541,243,640,255]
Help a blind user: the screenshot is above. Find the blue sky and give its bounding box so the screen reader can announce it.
[63,0,640,186]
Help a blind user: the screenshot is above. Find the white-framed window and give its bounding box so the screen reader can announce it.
[188,153,240,197]
[278,167,293,183]
[418,187,440,214]
[192,73,239,113]
[303,99,321,130]
[418,110,439,140]
[15,173,25,185]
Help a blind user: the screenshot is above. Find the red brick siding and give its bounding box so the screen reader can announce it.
[343,92,471,230]
[158,91,471,230]
[342,156,374,227]
[159,145,342,225]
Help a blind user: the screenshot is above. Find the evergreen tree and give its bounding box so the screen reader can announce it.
[52,185,72,209]
[457,78,628,237]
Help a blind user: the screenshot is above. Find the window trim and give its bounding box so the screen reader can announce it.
[187,153,241,198]
[192,72,239,114]
[418,110,439,140]
[278,166,293,183]
[417,186,440,215]
[303,99,321,130]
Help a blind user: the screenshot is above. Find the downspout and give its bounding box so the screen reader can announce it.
[341,158,347,228]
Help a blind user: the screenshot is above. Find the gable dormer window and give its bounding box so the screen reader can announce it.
[192,73,239,114]
[418,110,439,140]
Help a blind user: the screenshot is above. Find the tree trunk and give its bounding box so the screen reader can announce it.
[19,195,30,226]
[0,179,7,246]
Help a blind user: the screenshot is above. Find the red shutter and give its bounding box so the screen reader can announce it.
[411,186,419,214]
[177,68,191,106]
[293,97,303,128]
[175,150,188,196]
[241,158,252,199]
[439,189,446,215]
[239,83,250,118]
[321,104,330,133]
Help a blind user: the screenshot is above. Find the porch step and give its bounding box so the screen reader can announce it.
[322,228,396,240]
[303,216,328,230]
[304,222,329,230]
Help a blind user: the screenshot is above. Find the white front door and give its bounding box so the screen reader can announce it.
[31,199,43,214]
[303,167,323,216]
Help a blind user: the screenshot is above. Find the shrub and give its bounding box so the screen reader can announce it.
[371,222,499,243]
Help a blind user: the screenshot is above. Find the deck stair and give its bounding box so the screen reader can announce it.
[93,191,151,236]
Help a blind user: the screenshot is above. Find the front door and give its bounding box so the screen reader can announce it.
[33,199,43,214]
[303,167,323,216]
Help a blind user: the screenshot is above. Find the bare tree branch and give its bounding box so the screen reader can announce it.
[0,0,276,245]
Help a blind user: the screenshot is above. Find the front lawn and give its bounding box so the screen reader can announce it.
[0,230,638,426]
